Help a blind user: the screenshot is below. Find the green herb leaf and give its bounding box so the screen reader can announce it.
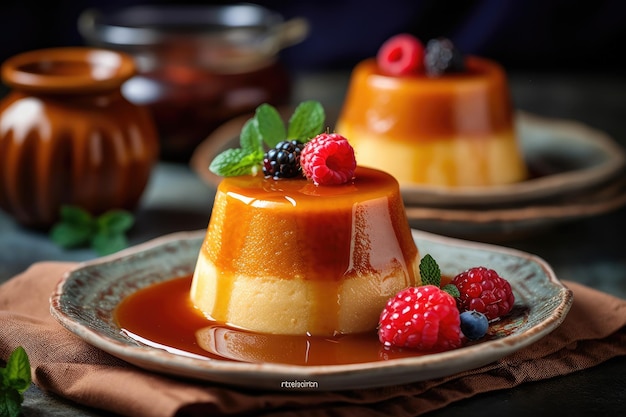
[49,221,94,248]
[91,232,128,256]
[59,205,93,227]
[97,210,134,235]
[0,346,32,417]
[0,390,22,417]
[208,100,326,177]
[49,206,135,255]
[419,254,441,287]
[442,283,460,298]
[49,206,96,248]
[239,118,263,155]
[287,100,325,141]
[209,148,263,177]
[255,104,286,148]
[3,347,31,394]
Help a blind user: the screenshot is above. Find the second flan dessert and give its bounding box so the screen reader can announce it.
[191,104,420,336]
[337,35,527,187]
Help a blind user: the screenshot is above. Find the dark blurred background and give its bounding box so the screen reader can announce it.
[2,0,625,74]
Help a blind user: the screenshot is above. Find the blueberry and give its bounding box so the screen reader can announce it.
[459,310,489,340]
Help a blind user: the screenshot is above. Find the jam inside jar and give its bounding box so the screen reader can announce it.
[122,60,292,161]
[78,4,308,161]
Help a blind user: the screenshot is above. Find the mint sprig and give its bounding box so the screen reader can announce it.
[419,254,460,298]
[209,100,326,177]
[287,100,327,141]
[50,206,134,256]
[1,346,32,417]
[255,103,286,148]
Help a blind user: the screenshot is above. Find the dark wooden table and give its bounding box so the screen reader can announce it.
[1,70,625,416]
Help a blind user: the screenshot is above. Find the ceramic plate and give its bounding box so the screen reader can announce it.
[190,111,626,207]
[50,230,573,391]
[405,175,626,241]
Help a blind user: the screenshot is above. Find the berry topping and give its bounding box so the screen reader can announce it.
[378,285,463,351]
[376,33,425,76]
[459,310,489,340]
[452,267,515,321]
[209,101,325,178]
[424,37,465,76]
[262,140,305,179]
[300,133,356,185]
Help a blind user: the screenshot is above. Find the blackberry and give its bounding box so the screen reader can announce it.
[424,37,465,76]
[263,139,306,179]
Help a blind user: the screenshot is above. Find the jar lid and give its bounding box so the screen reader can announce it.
[1,47,136,93]
[77,4,308,73]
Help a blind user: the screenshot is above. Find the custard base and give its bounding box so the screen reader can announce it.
[338,126,527,187]
[190,252,419,336]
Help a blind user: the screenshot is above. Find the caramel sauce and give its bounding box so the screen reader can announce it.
[115,275,436,366]
[116,275,528,366]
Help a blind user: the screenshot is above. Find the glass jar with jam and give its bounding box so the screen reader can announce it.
[78,3,308,161]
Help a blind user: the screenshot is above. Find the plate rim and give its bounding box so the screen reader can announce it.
[49,229,574,390]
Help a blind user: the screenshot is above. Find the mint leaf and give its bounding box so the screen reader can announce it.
[49,221,94,248]
[287,100,325,141]
[255,104,286,148]
[239,118,263,155]
[208,100,326,177]
[442,283,460,298]
[4,347,31,394]
[209,148,262,177]
[49,206,135,255]
[97,210,134,235]
[50,206,96,248]
[0,390,22,417]
[1,346,32,417]
[59,205,93,227]
[419,254,441,287]
[91,232,128,256]
[90,210,134,255]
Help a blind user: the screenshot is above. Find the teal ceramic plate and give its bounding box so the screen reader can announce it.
[50,230,573,391]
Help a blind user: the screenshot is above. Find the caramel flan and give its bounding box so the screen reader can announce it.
[191,166,420,336]
[336,36,527,187]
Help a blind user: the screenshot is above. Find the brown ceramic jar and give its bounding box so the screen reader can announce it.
[0,47,159,228]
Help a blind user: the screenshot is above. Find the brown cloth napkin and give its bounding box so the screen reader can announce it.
[1,262,626,417]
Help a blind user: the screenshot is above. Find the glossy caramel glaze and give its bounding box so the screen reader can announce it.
[203,166,417,280]
[338,56,514,141]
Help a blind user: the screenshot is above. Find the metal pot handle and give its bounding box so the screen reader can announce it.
[274,17,310,50]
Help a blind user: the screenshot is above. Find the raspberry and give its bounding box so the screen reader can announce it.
[424,37,465,76]
[376,33,425,76]
[459,310,489,340]
[300,133,356,185]
[263,140,305,179]
[378,285,463,351]
[452,267,515,321]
